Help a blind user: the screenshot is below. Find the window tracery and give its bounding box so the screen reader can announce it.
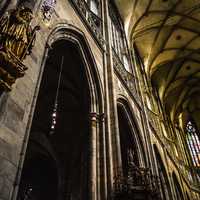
[186,121,200,167]
[109,3,131,73]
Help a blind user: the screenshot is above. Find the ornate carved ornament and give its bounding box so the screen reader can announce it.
[113,166,161,200]
[0,7,39,91]
[41,0,56,22]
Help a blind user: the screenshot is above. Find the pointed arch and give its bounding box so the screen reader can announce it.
[44,23,104,113]
[14,23,104,200]
[117,97,147,174]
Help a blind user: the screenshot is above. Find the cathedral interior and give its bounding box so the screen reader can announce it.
[0,0,200,200]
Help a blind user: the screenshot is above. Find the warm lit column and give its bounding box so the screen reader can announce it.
[88,113,98,200]
[102,0,123,197]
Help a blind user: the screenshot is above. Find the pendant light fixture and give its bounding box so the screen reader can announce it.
[49,56,64,135]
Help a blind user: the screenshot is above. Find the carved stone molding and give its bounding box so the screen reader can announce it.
[113,166,161,200]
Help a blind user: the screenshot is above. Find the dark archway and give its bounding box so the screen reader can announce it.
[17,138,59,200]
[153,145,172,200]
[117,100,145,177]
[172,172,184,200]
[115,100,152,200]
[17,38,96,200]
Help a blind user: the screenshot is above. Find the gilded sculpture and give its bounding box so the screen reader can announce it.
[0,7,39,91]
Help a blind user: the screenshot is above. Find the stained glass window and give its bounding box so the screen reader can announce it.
[186,121,200,167]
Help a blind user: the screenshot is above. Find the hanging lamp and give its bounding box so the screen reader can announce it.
[49,56,64,135]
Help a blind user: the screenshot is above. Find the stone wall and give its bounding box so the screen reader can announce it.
[0,1,104,199]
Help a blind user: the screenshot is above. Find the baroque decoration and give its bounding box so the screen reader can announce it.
[0,7,39,91]
[41,0,56,21]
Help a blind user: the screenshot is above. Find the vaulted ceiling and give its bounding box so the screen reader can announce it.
[115,0,200,132]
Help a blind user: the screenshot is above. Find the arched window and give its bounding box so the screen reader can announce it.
[123,54,130,72]
[186,121,200,167]
[109,2,131,73]
[84,0,101,16]
[90,0,100,16]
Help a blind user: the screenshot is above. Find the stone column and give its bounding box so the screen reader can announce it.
[88,113,98,200]
[98,113,108,200]
[102,0,123,198]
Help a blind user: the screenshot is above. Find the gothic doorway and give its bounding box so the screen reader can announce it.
[17,136,59,200]
[17,38,95,200]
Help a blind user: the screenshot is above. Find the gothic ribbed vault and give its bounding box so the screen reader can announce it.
[115,0,200,131]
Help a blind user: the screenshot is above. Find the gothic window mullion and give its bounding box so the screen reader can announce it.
[114,26,118,53]
[120,33,125,60]
[187,134,198,167]
[111,22,115,48]
[117,31,122,59]
[189,133,199,166]
[193,132,200,154]
[111,23,116,49]
[183,131,195,166]
[192,133,200,165]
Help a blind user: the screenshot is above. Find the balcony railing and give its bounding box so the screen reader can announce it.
[113,166,161,200]
[70,0,104,47]
[112,49,140,105]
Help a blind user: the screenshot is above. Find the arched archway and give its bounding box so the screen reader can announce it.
[17,136,59,200]
[16,27,103,200]
[117,98,146,176]
[115,99,154,199]
[153,145,172,200]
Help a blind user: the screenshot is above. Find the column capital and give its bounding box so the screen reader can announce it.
[89,113,105,122]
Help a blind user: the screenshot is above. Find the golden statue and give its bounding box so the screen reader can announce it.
[0,7,39,91]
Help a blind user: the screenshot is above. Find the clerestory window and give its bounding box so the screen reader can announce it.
[84,0,101,16]
[109,2,131,72]
[90,0,100,16]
